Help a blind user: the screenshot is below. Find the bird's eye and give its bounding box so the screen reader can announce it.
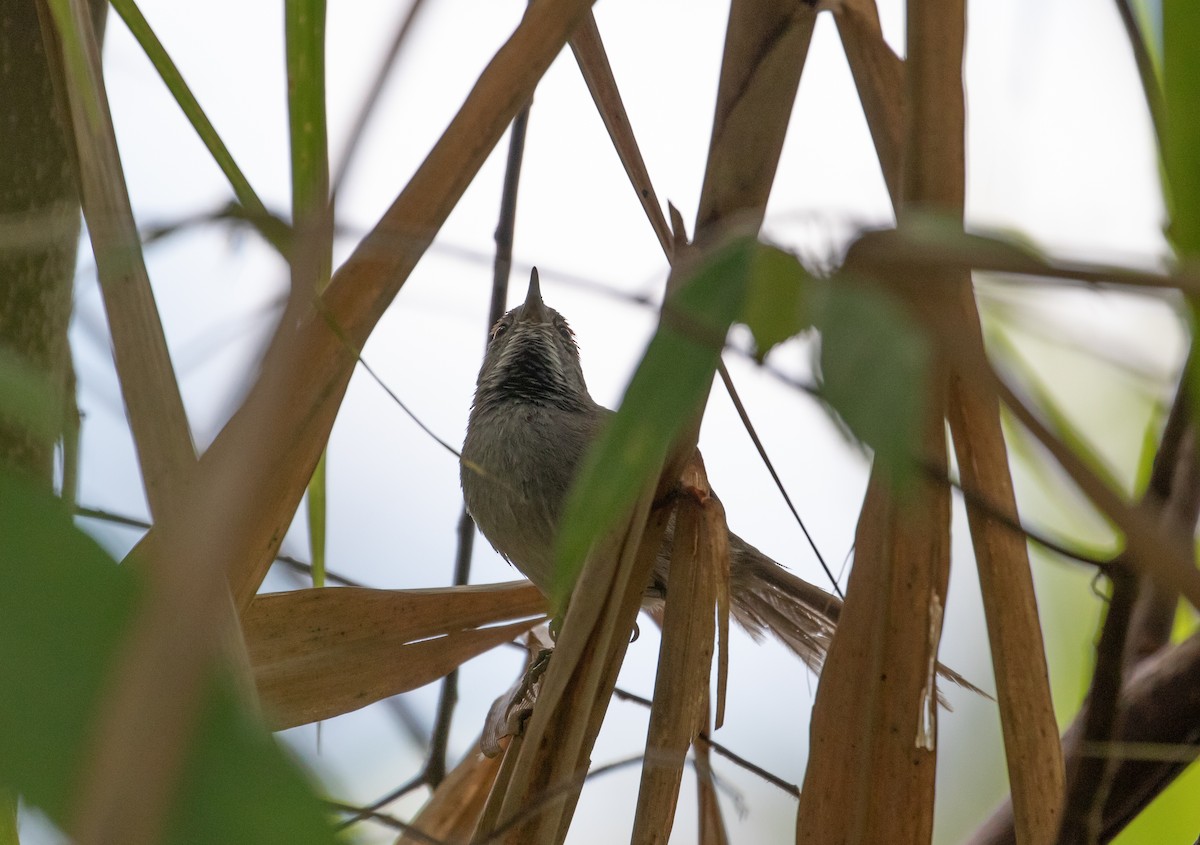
[490,321,510,342]
[555,321,574,341]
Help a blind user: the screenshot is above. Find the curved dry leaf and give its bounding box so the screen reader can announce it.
[631,458,721,844]
[244,582,546,730]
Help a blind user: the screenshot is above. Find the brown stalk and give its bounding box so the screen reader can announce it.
[486,489,669,844]
[244,582,546,729]
[37,0,194,514]
[210,0,598,611]
[570,9,833,611]
[630,455,723,844]
[935,77,1064,845]
[568,5,817,841]
[473,732,524,843]
[694,1,816,240]
[65,3,599,843]
[37,3,264,844]
[796,394,951,844]
[847,225,1200,297]
[832,0,904,201]
[835,3,1064,839]
[970,388,1200,845]
[797,0,965,841]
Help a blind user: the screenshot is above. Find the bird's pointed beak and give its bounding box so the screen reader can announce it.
[520,267,547,322]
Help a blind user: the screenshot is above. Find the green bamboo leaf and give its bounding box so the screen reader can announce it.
[0,473,338,844]
[816,278,930,488]
[108,0,290,253]
[553,237,756,604]
[286,0,333,590]
[741,244,821,362]
[307,453,327,588]
[0,789,15,845]
[1163,0,1200,256]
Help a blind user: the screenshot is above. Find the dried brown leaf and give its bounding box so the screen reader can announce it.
[631,457,721,845]
[244,583,546,729]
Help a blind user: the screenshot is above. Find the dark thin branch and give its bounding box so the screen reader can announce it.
[327,799,447,844]
[1057,564,1139,845]
[1127,393,1199,664]
[971,631,1200,845]
[76,504,367,587]
[333,774,429,833]
[610,684,800,798]
[488,103,530,328]
[717,363,842,598]
[924,459,1115,570]
[1059,375,1198,843]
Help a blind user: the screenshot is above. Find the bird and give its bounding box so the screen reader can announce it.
[461,268,841,672]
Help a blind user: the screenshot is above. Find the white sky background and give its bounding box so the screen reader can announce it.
[43,0,1188,843]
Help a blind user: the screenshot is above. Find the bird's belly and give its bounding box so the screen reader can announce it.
[461,406,587,594]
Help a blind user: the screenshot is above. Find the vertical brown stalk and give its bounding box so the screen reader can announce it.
[797,0,971,841]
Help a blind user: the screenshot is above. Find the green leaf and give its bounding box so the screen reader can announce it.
[286,0,331,252]
[0,473,338,844]
[1133,0,1163,69]
[0,788,16,845]
[0,347,63,449]
[816,278,930,488]
[1163,0,1200,257]
[286,0,333,594]
[307,452,327,588]
[553,237,756,605]
[109,0,291,254]
[740,244,821,362]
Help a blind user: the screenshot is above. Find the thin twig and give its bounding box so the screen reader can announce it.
[717,363,841,598]
[930,468,1115,571]
[1057,564,1139,845]
[327,799,448,844]
[75,504,367,587]
[610,685,800,798]
[1059,368,1197,843]
[333,774,429,832]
